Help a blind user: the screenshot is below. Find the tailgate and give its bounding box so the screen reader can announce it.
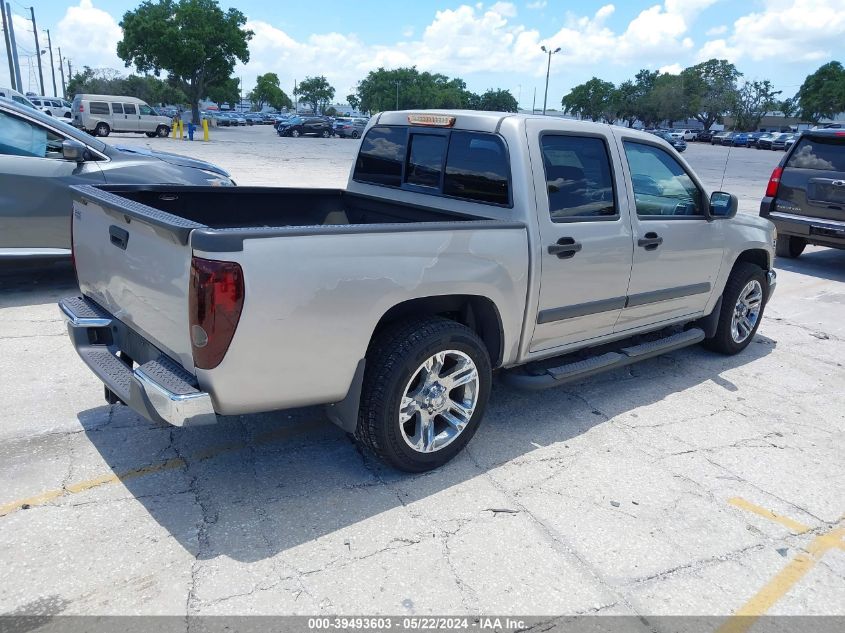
[71,186,200,370]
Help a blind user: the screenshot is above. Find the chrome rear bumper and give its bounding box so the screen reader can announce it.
[59,296,217,427]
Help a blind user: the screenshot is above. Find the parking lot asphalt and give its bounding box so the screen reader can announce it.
[1,125,843,622]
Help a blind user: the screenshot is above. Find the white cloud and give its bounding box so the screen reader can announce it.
[697,0,845,63]
[490,2,518,18]
[659,63,683,74]
[527,0,547,8]
[705,25,728,36]
[55,0,123,73]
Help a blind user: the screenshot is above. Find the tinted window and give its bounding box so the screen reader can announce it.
[541,135,616,220]
[139,104,153,116]
[444,131,510,205]
[89,101,109,115]
[786,136,845,172]
[406,134,445,189]
[0,111,64,158]
[123,103,137,115]
[354,126,405,187]
[624,142,703,217]
[111,103,123,114]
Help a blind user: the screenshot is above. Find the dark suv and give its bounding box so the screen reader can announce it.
[277,115,333,138]
[760,129,845,258]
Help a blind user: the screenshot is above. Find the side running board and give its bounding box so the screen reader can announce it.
[502,328,705,390]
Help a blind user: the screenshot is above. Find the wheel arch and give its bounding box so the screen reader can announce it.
[733,248,771,273]
[372,295,505,369]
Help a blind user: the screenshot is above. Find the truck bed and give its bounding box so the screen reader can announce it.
[88,184,485,232]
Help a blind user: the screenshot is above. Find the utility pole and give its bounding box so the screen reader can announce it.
[57,46,65,97]
[44,28,56,97]
[532,87,536,114]
[6,3,22,92]
[1,2,15,90]
[67,57,72,82]
[29,7,44,95]
[395,81,400,110]
[540,45,561,116]
[293,79,297,113]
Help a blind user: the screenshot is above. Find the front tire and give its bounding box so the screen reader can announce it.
[775,235,806,258]
[703,262,768,355]
[321,129,331,138]
[145,132,156,138]
[351,130,360,139]
[291,129,301,138]
[94,122,110,137]
[356,317,492,472]
[156,125,170,137]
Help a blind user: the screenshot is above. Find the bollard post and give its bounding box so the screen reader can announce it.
[172,119,177,138]
[178,119,184,140]
[202,118,209,141]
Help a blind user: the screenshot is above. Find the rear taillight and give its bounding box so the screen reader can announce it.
[765,166,783,198]
[189,257,244,370]
[78,104,84,112]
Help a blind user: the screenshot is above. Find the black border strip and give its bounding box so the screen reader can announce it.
[625,282,711,308]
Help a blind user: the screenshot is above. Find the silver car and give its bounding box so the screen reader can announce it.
[0,99,234,257]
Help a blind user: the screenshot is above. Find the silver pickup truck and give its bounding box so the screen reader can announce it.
[60,110,777,472]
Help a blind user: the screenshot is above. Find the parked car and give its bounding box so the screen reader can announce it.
[60,110,776,472]
[71,94,172,138]
[746,132,768,148]
[244,113,263,125]
[0,99,233,258]
[771,133,795,151]
[730,132,750,147]
[334,117,368,139]
[656,131,687,152]
[29,96,72,118]
[784,135,799,151]
[711,131,731,145]
[760,128,845,258]
[697,130,714,143]
[669,129,698,141]
[0,86,37,110]
[261,113,277,125]
[277,115,333,138]
[757,133,785,150]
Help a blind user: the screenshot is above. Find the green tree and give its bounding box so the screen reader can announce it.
[733,80,781,130]
[351,67,474,113]
[797,61,845,123]
[346,93,360,112]
[474,88,518,112]
[631,69,661,127]
[612,80,640,127]
[680,59,741,131]
[776,96,799,118]
[324,106,338,117]
[65,66,188,106]
[248,73,292,111]
[206,77,239,109]
[294,75,335,114]
[650,73,692,124]
[561,77,615,122]
[117,0,253,124]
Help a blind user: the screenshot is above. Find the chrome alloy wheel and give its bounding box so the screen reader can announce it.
[731,279,763,343]
[399,350,479,454]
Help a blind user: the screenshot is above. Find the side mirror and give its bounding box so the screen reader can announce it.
[62,139,86,162]
[709,191,738,219]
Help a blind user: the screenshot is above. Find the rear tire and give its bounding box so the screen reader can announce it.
[291,129,301,138]
[321,129,331,138]
[351,130,360,139]
[145,132,157,138]
[775,235,806,258]
[94,122,110,137]
[156,125,170,137]
[356,317,491,472]
[703,262,768,355]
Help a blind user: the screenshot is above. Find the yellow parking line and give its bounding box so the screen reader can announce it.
[728,497,811,534]
[0,418,325,518]
[716,527,844,633]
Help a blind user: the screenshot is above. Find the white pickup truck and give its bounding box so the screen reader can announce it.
[60,110,777,472]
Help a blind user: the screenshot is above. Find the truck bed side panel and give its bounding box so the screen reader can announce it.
[194,226,529,415]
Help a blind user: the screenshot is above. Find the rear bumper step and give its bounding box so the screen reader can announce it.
[59,296,216,427]
[502,327,705,390]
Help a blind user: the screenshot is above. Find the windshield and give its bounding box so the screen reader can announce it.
[288,116,303,125]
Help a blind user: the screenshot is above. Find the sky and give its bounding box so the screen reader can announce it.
[1,0,843,107]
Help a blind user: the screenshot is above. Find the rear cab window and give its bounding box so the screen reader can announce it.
[354,126,511,206]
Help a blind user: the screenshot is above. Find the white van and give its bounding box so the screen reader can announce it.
[0,86,38,110]
[71,94,172,138]
[29,96,72,118]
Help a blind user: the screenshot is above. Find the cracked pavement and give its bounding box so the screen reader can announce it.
[0,129,843,618]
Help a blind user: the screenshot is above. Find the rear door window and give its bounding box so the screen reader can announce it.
[123,104,137,115]
[444,132,510,205]
[786,136,845,172]
[111,103,124,114]
[541,135,616,220]
[89,102,109,115]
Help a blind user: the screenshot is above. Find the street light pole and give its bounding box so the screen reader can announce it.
[57,46,65,97]
[540,45,561,116]
[44,29,56,97]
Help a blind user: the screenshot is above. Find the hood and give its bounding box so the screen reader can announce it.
[111,145,230,177]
